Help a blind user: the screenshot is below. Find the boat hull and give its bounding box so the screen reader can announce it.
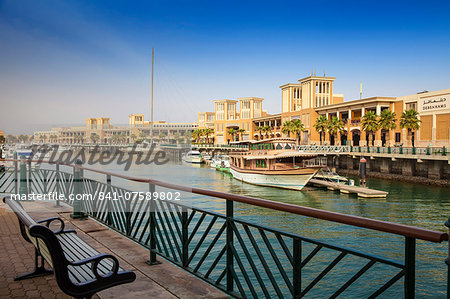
[230,167,318,191]
[182,157,204,164]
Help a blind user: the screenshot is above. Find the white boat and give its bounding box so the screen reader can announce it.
[182,150,204,164]
[314,168,348,183]
[210,155,230,168]
[229,138,325,191]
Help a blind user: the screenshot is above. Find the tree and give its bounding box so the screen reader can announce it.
[130,133,136,143]
[120,132,127,144]
[6,135,18,144]
[291,119,306,145]
[18,135,29,143]
[313,115,328,145]
[204,128,214,143]
[0,135,5,144]
[282,121,293,137]
[262,125,272,138]
[90,133,100,144]
[361,111,379,146]
[139,131,146,142]
[227,128,237,143]
[327,117,345,145]
[185,131,193,144]
[400,109,421,147]
[378,109,397,146]
[191,129,202,143]
[256,126,264,139]
[237,128,245,141]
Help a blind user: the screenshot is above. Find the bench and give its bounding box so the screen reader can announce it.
[3,197,136,299]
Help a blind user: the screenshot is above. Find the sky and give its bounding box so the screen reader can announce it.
[1,0,449,134]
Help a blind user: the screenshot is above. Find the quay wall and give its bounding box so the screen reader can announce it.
[329,155,450,187]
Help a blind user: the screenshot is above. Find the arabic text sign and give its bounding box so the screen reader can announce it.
[419,95,449,113]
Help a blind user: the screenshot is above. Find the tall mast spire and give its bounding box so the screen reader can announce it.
[150,48,154,142]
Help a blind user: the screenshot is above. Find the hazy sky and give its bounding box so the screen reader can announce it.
[1,0,449,134]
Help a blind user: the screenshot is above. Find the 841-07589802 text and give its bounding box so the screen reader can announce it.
[98,191,181,201]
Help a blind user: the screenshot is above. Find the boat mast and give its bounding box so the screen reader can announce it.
[150,47,154,142]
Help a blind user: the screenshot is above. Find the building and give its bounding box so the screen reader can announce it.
[198,73,450,147]
[33,114,197,144]
[198,97,265,144]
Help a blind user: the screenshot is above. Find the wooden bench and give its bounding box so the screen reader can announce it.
[3,197,136,299]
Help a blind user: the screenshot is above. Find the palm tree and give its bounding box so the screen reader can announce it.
[313,115,328,145]
[256,126,264,139]
[291,119,306,145]
[227,128,237,143]
[191,129,201,143]
[361,111,379,146]
[378,109,397,146]
[90,133,100,144]
[400,109,421,147]
[139,131,146,142]
[130,133,137,143]
[6,135,18,144]
[204,128,214,143]
[18,135,29,143]
[237,128,246,141]
[327,117,345,145]
[262,125,272,138]
[282,121,293,137]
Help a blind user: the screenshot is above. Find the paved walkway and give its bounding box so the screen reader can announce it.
[0,200,228,299]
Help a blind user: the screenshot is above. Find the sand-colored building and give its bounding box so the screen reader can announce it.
[198,74,450,147]
[34,114,197,144]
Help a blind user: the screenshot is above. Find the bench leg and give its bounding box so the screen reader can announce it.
[15,248,53,281]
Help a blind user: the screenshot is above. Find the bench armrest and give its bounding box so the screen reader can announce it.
[71,253,119,279]
[37,217,65,234]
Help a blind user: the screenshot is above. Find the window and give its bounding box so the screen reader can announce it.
[256,160,266,168]
[395,133,401,143]
[406,102,417,111]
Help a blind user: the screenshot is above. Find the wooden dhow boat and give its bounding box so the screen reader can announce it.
[229,138,326,190]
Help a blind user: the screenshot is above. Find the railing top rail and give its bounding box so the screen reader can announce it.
[1,158,447,243]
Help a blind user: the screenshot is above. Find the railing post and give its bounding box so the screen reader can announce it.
[147,183,161,265]
[106,174,112,225]
[27,159,32,193]
[181,206,188,268]
[404,236,415,298]
[13,153,18,194]
[125,195,131,236]
[70,159,87,219]
[19,157,28,196]
[445,218,450,298]
[226,199,234,292]
[55,163,60,206]
[293,238,302,298]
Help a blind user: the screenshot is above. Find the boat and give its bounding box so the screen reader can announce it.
[182,150,204,164]
[229,138,326,190]
[314,167,348,183]
[210,155,230,168]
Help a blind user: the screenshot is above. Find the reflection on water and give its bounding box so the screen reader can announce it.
[56,157,449,297]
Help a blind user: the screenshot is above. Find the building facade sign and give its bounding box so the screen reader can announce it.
[419,95,449,113]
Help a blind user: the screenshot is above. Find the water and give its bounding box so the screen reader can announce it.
[74,158,450,298]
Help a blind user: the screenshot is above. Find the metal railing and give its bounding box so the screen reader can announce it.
[1,158,449,298]
[299,145,448,156]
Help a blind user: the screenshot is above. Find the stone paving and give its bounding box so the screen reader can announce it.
[0,200,228,299]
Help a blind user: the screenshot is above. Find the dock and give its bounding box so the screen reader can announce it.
[308,179,388,198]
